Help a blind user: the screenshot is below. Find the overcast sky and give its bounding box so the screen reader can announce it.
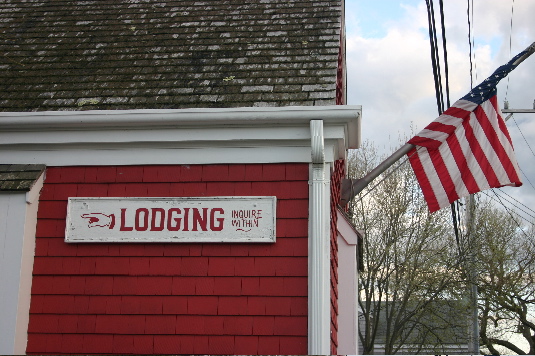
[345,0,535,220]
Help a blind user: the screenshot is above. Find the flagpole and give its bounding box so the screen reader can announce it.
[340,143,414,205]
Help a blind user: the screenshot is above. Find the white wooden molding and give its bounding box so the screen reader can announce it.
[0,106,361,166]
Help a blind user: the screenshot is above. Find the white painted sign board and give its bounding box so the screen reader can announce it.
[65,197,276,243]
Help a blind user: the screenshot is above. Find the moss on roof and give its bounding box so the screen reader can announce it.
[0,0,343,111]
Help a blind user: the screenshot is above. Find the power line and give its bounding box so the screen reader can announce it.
[504,0,515,101]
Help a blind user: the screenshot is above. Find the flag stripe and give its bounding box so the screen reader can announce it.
[408,147,441,212]
[473,103,517,186]
[452,123,487,194]
[463,110,500,188]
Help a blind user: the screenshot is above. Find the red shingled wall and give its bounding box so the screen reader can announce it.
[330,160,344,354]
[27,163,309,355]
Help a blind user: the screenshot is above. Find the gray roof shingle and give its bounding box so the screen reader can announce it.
[0,164,45,191]
[0,0,343,111]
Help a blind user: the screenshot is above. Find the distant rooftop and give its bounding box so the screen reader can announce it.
[0,0,343,111]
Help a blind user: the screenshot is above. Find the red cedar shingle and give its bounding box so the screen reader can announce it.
[105,296,122,314]
[69,276,86,294]
[235,335,259,354]
[57,314,78,333]
[38,184,55,200]
[201,243,231,256]
[116,166,144,182]
[162,296,188,314]
[247,296,267,315]
[60,334,85,353]
[258,335,280,354]
[180,257,209,276]
[112,276,138,295]
[145,315,177,334]
[180,182,207,196]
[49,183,78,201]
[265,297,292,316]
[178,335,195,353]
[228,164,247,181]
[58,167,86,183]
[218,296,246,315]
[187,296,218,315]
[41,295,76,314]
[290,296,308,316]
[244,165,263,181]
[77,315,97,333]
[136,276,173,295]
[95,257,130,275]
[88,296,108,314]
[206,181,235,196]
[175,315,204,334]
[153,335,181,354]
[146,182,171,196]
[143,244,166,257]
[133,335,154,354]
[27,314,59,333]
[202,165,229,181]
[222,316,254,335]
[26,334,49,354]
[280,336,308,354]
[203,315,225,334]
[274,316,307,336]
[193,336,210,354]
[195,276,215,295]
[208,335,235,354]
[172,277,196,295]
[262,163,286,181]
[277,199,308,218]
[207,256,235,276]
[37,201,68,219]
[32,256,63,275]
[234,257,256,276]
[84,276,114,295]
[82,334,114,353]
[253,316,275,335]
[285,163,309,180]
[35,219,65,237]
[180,165,203,182]
[213,277,242,295]
[124,183,148,196]
[112,335,135,354]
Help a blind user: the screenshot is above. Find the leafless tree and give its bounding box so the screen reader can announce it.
[475,199,535,355]
[348,142,469,354]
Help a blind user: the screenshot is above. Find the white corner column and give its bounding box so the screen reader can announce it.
[0,173,44,355]
[337,210,361,355]
[308,120,331,355]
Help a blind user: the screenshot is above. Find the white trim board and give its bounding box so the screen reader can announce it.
[0,106,361,166]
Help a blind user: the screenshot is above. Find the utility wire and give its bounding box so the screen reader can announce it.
[504,0,515,101]
[425,0,463,252]
[492,190,535,221]
[512,116,535,159]
[489,190,533,239]
[467,0,473,88]
[438,0,451,108]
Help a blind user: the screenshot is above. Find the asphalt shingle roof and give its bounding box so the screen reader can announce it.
[0,0,343,111]
[0,164,45,191]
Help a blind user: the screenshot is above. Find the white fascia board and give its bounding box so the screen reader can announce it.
[0,106,361,166]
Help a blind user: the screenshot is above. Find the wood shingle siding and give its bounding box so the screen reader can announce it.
[0,0,342,111]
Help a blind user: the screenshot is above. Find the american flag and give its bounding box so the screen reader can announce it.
[407,46,533,213]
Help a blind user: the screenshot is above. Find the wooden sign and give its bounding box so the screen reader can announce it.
[65,197,276,243]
